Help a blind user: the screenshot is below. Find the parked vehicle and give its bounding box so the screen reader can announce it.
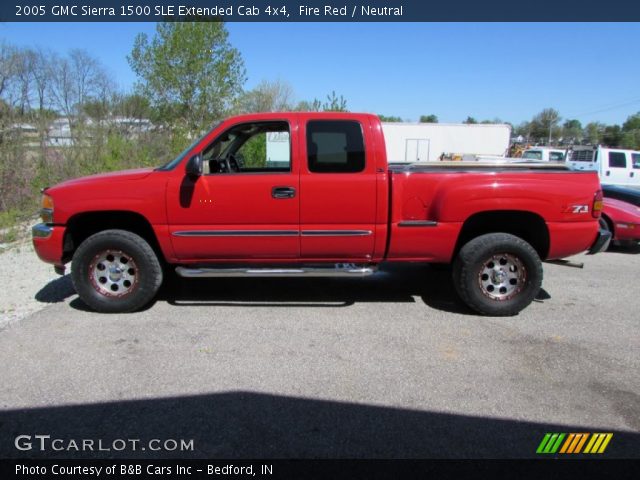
[602,184,640,207]
[567,146,640,186]
[521,147,566,162]
[600,198,640,247]
[381,122,511,162]
[32,112,610,316]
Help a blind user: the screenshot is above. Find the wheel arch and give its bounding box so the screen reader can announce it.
[453,210,550,260]
[599,213,615,238]
[63,210,165,264]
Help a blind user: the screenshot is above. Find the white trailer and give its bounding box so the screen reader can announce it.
[381,122,512,163]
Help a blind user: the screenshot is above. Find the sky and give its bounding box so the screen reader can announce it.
[1,22,639,125]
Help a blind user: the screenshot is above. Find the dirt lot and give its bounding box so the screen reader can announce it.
[0,240,638,458]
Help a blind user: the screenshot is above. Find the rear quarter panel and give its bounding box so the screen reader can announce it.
[387,169,601,261]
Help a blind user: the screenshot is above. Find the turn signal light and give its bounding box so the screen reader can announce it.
[40,194,54,223]
[592,190,603,218]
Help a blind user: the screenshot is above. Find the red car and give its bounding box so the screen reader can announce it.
[601,197,640,247]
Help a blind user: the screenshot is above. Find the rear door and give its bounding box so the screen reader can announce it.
[603,150,630,185]
[299,117,377,260]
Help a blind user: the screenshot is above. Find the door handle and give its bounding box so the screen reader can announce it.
[272,186,296,199]
[605,171,610,176]
[631,172,635,177]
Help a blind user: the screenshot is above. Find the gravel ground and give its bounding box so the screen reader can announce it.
[0,236,74,330]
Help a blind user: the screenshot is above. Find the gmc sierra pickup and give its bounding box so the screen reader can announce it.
[32,112,610,316]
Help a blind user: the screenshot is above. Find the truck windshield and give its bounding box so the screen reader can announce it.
[522,150,542,160]
[155,123,221,171]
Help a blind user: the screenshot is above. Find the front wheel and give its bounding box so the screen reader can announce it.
[71,229,163,313]
[453,233,543,316]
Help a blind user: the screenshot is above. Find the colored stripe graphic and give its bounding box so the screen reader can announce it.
[538,433,613,454]
[559,433,575,453]
[584,433,614,454]
[574,433,589,453]
[597,433,613,453]
[536,433,552,453]
[536,433,565,454]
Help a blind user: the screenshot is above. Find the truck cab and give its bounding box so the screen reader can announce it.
[521,147,567,162]
[567,146,640,185]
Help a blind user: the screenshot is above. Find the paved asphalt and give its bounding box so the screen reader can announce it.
[1,247,639,459]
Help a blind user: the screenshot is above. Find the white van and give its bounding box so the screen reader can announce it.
[521,147,566,162]
[567,146,640,186]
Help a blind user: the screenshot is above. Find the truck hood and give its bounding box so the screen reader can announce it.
[47,167,155,191]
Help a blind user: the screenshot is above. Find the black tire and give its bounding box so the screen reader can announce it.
[599,217,613,250]
[71,229,163,313]
[452,233,543,316]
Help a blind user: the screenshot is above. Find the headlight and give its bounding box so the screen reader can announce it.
[40,194,54,223]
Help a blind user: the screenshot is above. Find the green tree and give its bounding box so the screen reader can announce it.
[602,125,623,147]
[235,79,294,113]
[463,116,477,124]
[321,91,348,112]
[112,93,151,120]
[379,114,403,122]
[293,99,322,112]
[530,108,561,144]
[128,21,246,132]
[480,118,503,124]
[621,112,640,149]
[622,112,640,133]
[562,119,582,144]
[419,114,438,123]
[81,99,110,120]
[583,122,603,145]
[621,130,640,150]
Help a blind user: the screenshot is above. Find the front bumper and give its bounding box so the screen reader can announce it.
[32,223,66,266]
[587,228,612,255]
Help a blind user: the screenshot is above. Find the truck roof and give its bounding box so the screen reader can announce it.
[219,111,381,123]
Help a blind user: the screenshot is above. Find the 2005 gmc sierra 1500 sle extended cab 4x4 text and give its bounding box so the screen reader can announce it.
[32,112,611,316]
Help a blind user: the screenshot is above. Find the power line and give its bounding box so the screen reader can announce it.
[568,98,640,118]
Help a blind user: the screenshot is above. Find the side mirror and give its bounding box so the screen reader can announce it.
[186,153,203,177]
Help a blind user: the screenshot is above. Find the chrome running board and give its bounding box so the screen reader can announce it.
[175,263,376,278]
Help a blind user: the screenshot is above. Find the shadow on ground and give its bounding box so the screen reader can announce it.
[158,263,475,315]
[608,243,640,255]
[34,274,75,303]
[50,263,556,316]
[0,391,637,459]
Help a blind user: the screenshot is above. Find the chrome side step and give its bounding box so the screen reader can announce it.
[175,263,377,278]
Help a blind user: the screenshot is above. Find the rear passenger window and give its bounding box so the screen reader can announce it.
[549,151,565,161]
[307,121,365,173]
[632,153,640,169]
[608,152,627,168]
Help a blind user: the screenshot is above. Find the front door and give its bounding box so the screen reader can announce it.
[166,120,300,260]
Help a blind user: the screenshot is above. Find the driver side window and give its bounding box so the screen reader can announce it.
[202,121,291,174]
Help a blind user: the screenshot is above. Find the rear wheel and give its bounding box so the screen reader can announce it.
[71,229,163,313]
[453,233,543,316]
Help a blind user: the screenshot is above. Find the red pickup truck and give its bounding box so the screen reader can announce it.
[32,112,610,316]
